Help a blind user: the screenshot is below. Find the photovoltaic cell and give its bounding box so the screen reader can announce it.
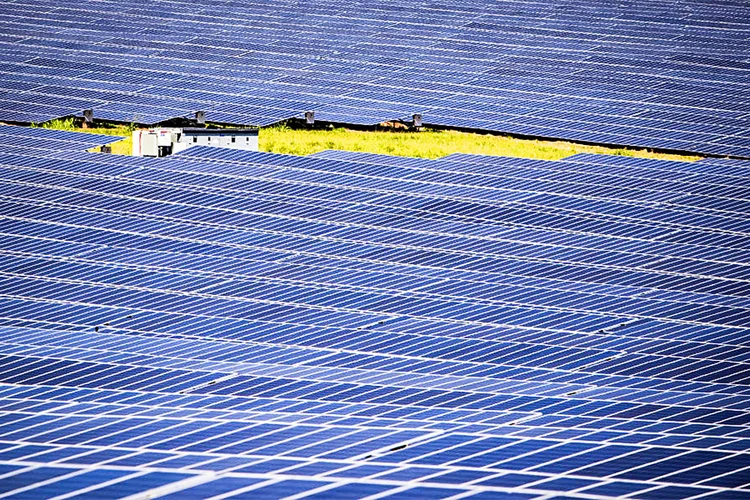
[0,125,747,498]
[0,1,747,157]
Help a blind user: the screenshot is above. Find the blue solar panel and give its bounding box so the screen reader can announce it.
[0,1,747,157]
[0,125,748,498]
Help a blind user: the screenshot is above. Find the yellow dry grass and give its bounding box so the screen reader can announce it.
[37,119,700,161]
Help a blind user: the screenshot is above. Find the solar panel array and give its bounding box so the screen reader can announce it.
[0,125,748,498]
[1,0,750,158]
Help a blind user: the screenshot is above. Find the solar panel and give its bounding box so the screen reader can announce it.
[0,125,748,498]
[0,1,748,157]
[0,125,123,151]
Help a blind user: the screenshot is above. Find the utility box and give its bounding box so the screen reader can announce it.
[132,128,258,157]
[134,128,178,157]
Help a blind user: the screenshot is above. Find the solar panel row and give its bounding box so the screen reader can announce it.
[0,126,122,151]
[0,0,749,157]
[0,125,747,498]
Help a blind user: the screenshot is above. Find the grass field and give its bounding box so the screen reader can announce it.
[261,125,700,161]
[36,119,700,161]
